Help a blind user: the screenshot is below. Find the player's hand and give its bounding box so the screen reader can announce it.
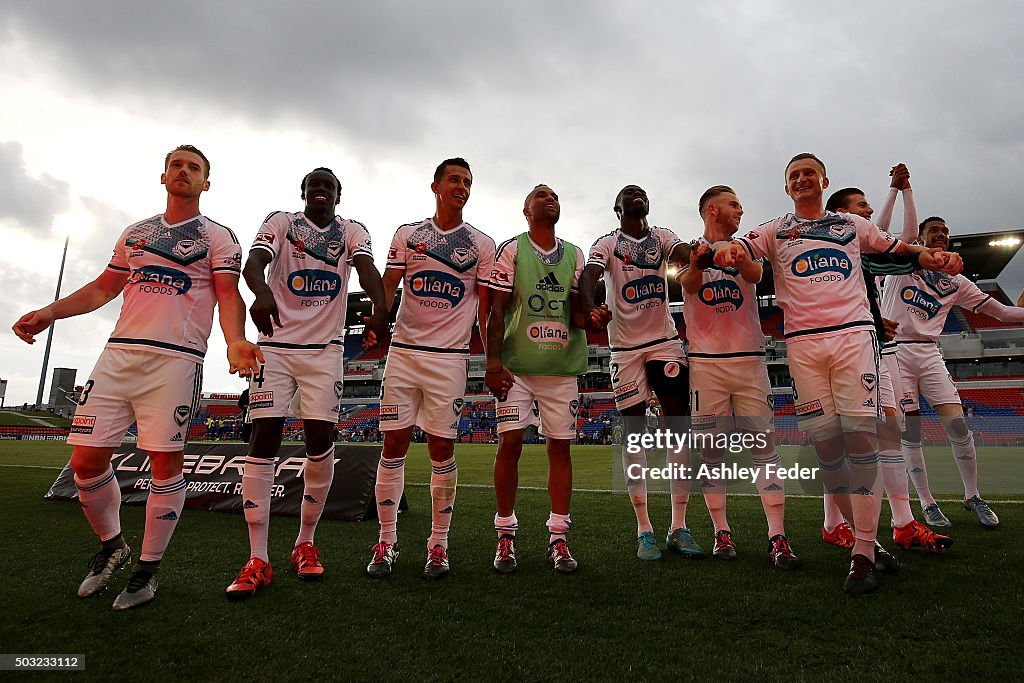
[227,340,264,378]
[919,248,963,275]
[484,366,514,401]
[713,243,740,268]
[882,317,899,343]
[588,304,611,331]
[249,290,281,337]
[890,163,911,190]
[689,243,711,272]
[12,307,54,344]
[362,311,388,350]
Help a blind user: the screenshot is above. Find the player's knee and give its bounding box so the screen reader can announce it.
[546,438,571,463]
[303,420,335,455]
[804,415,843,442]
[426,434,455,462]
[945,417,969,439]
[70,447,111,478]
[497,431,524,460]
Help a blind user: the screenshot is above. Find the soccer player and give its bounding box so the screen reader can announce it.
[367,158,495,579]
[224,167,388,600]
[579,185,696,562]
[485,184,603,575]
[714,153,958,594]
[883,216,1024,528]
[677,185,798,569]
[13,145,263,610]
[826,172,954,552]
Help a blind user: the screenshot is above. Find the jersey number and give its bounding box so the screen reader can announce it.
[77,380,94,406]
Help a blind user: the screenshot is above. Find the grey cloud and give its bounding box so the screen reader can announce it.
[0,141,71,231]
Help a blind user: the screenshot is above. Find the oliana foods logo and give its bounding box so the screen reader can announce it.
[288,270,342,302]
[409,271,464,308]
[528,322,569,350]
[900,286,941,319]
[699,280,743,312]
[791,248,852,282]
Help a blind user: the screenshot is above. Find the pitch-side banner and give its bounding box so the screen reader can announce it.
[44,442,407,521]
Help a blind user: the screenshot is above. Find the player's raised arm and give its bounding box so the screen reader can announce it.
[13,267,128,344]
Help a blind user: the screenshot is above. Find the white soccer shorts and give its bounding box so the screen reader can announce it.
[67,347,202,451]
[609,339,686,411]
[787,329,881,431]
[496,374,580,440]
[247,345,344,422]
[896,341,960,412]
[379,347,468,439]
[689,359,774,434]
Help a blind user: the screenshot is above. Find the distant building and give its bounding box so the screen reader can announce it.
[49,367,78,410]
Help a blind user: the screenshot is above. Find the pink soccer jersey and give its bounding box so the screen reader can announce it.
[105,214,241,361]
[682,237,765,360]
[386,218,495,353]
[587,226,683,351]
[735,212,900,340]
[250,211,372,352]
[882,270,1024,341]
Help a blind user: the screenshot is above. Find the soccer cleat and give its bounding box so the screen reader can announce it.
[366,541,399,578]
[964,496,999,529]
[922,502,952,527]
[893,520,954,551]
[112,569,158,611]
[843,554,879,595]
[547,539,578,574]
[874,542,899,574]
[768,534,800,571]
[225,557,273,601]
[665,527,705,559]
[713,530,738,560]
[822,522,855,548]
[78,544,132,598]
[290,541,324,581]
[423,544,449,580]
[636,531,662,561]
[493,534,518,574]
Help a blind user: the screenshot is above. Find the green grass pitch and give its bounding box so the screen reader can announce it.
[0,441,1020,680]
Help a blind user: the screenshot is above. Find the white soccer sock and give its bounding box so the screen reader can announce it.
[847,451,882,558]
[752,452,785,539]
[668,445,691,532]
[880,449,914,528]
[429,456,457,550]
[495,512,518,538]
[296,446,335,547]
[242,457,275,562]
[902,439,935,506]
[140,474,187,563]
[74,466,122,542]
[375,456,405,544]
[623,447,653,534]
[949,433,980,499]
[546,512,572,544]
[699,453,729,533]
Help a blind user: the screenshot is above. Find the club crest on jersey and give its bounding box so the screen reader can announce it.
[791,248,852,281]
[409,270,464,308]
[127,265,192,296]
[861,373,877,392]
[288,269,341,301]
[900,286,941,319]
[569,399,579,417]
[451,247,472,266]
[452,398,465,415]
[173,404,191,426]
[663,361,681,378]
[528,321,569,349]
[623,275,666,306]
[172,240,200,259]
[334,381,344,399]
[327,241,342,260]
[645,247,660,263]
[698,280,743,311]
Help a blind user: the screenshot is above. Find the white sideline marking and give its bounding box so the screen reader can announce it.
[3,465,1021,504]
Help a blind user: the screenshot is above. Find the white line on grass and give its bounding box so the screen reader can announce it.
[2,465,1021,504]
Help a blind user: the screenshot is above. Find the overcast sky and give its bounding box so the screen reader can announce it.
[2,1,1023,404]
